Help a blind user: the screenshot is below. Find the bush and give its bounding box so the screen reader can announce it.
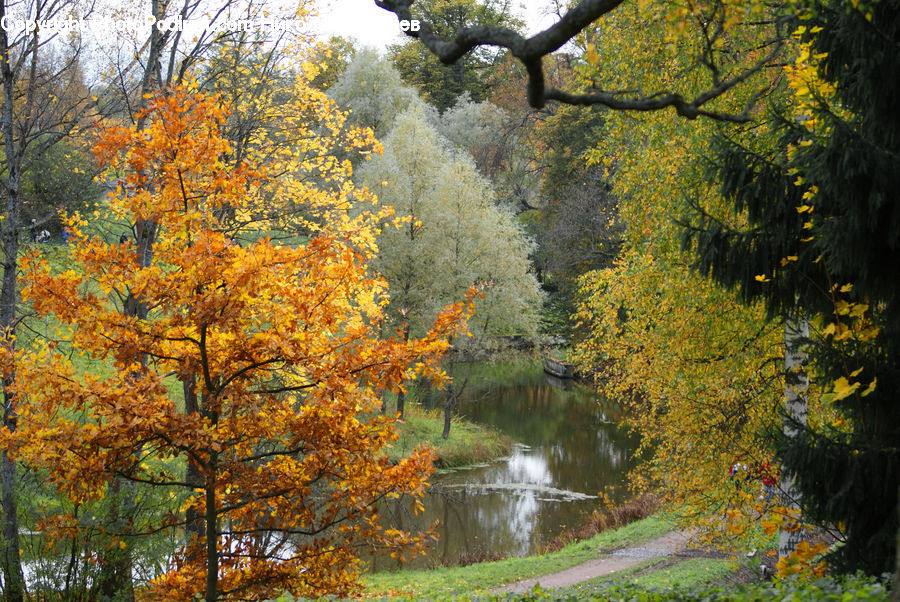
[490,573,889,601]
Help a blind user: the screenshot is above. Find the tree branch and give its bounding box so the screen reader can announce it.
[374,0,784,121]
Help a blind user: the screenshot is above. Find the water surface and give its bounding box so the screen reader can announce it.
[372,360,639,569]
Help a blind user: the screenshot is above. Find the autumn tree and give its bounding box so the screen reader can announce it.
[685,0,900,574]
[307,36,357,92]
[197,39,381,235]
[3,87,470,601]
[357,105,543,427]
[91,10,343,593]
[569,0,814,556]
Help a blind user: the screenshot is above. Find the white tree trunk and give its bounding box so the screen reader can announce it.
[779,315,809,560]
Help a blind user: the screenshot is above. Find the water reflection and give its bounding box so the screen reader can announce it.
[371,360,639,570]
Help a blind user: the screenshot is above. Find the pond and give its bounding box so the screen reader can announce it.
[370,359,640,570]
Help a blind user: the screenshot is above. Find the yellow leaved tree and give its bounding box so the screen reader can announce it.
[570,0,838,556]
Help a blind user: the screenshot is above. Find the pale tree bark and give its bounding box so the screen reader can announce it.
[778,315,808,561]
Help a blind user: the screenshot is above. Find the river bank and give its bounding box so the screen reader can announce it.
[387,405,514,468]
[357,513,759,599]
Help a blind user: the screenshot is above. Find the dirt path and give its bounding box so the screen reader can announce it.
[493,530,695,595]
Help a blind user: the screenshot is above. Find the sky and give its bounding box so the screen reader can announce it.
[310,0,561,51]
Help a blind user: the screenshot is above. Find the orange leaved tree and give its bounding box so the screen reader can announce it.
[3,87,470,601]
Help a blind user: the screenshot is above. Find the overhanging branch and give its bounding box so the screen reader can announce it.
[374,0,784,122]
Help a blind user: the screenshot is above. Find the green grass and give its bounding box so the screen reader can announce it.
[361,514,676,599]
[628,557,736,588]
[563,556,737,596]
[386,405,513,468]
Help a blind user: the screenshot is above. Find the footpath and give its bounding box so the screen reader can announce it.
[493,530,696,595]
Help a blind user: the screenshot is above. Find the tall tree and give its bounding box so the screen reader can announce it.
[357,106,543,427]
[685,0,900,574]
[3,86,470,601]
[93,5,322,595]
[570,0,807,555]
[0,5,101,598]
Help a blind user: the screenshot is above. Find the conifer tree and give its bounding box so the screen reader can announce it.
[685,0,900,574]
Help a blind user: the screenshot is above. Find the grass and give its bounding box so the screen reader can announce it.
[386,405,513,468]
[556,556,742,600]
[628,557,736,588]
[360,514,676,599]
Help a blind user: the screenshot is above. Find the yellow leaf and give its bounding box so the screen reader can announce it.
[831,376,861,401]
[860,378,877,397]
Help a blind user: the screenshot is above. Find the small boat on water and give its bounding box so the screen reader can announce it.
[543,357,576,379]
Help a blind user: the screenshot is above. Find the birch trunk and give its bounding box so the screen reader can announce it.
[778,315,809,560]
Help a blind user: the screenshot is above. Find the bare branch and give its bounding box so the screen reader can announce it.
[374,0,785,121]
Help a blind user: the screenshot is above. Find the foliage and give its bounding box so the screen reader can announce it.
[685,0,900,574]
[357,104,543,339]
[329,47,423,138]
[387,0,521,111]
[568,0,818,556]
[375,0,786,119]
[573,248,791,550]
[307,36,357,91]
[1,87,473,601]
[20,139,100,230]
[432,94,516,198]
[331,51,535,220]
[199,40,382,234]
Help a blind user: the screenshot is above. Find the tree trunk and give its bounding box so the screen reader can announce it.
[184,376,204,542]
[396,389,406,420]
[442,388,453,440]
[0,449,24,602]
[94,477,135,602]
[778,315,808,561]
[0,21,26,595]
[0,228,25,602]
[205,459,218,602]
